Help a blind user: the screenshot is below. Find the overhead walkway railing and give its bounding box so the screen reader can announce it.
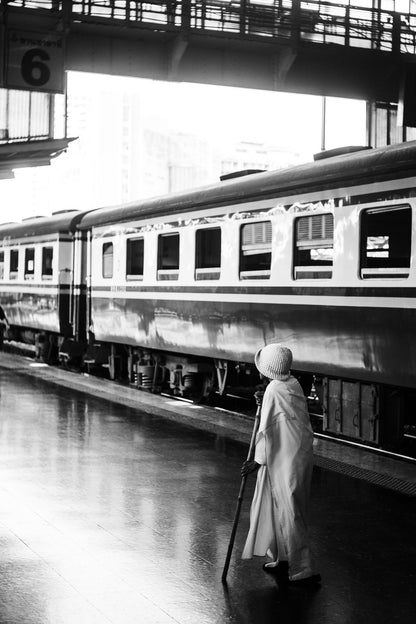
[4,0,416,55]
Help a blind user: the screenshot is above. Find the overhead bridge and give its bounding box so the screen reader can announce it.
[2,0,416,104]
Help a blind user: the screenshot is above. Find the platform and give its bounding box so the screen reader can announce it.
[0,354,415,623]
[1,352,415,497]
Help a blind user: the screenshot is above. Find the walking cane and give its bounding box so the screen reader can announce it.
[221,403,261,583]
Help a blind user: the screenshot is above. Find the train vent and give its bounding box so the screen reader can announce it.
[297,214,334,242]
[220,169,266,181]
[242,221,272,246]
[21,215,45,221]
[313,145,371,161]
[52,209,79,215]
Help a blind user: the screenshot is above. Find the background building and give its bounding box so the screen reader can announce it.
[0,73,367,222]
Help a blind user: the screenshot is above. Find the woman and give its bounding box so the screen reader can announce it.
[241,343,321,586]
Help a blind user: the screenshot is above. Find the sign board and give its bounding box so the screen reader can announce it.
[7,30,65,94]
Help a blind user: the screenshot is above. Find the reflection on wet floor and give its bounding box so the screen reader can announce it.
[0,370,415,624]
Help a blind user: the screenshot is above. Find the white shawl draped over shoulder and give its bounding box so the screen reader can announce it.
[242,376,314,571]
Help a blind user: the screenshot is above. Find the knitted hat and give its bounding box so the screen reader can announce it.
[254,343,293,381]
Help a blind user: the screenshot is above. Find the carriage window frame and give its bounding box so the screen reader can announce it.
[41,246,53,279]
[195,227,221,281]
[293,213,334,280]
[239,220,272,280]
[359,204,411,280]
[102,242,114,279]
[9,249,19,279]
[0,250,4,280]
[24,247,35,280]
[126,237,144,280]
[157,232,180,281]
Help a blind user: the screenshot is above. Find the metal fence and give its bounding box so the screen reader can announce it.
[3,0,416,54]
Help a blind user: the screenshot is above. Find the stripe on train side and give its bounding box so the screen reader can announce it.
[89,285,416,309]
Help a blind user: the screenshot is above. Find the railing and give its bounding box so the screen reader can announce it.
[3,0,416,55]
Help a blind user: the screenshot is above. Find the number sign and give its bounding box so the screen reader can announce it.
[7,30,64,93]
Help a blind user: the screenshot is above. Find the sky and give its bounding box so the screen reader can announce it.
[0,71,367,223]
[67,71,366,151]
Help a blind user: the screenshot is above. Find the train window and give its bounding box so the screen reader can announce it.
[42,247,53,278]
[294,214,333,279]
[102,242,114,279]
[24,248,35,279]
[360,205,411,279]
[9,249,19,279]
[157,233,179,280]
[195,228,221,280]
[126,238,144,279]
[239,221,272,279]
[0,251,4,280]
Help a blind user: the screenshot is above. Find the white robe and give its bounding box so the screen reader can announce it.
[242,376,316,580]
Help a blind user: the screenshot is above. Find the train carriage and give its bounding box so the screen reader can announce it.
[78,141,416,457]
[0,210,89,359]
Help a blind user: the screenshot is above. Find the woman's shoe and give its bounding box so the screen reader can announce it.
[262,561,289,577]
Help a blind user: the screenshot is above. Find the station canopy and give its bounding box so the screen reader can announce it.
[0,138,75,180]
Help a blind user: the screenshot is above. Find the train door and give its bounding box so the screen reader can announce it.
[72,230,89,342]
[57,235,73,338]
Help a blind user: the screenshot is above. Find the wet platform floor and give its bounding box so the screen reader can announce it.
[0,365,415,623]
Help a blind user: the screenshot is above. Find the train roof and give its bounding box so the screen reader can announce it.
[77,140,416,230]
[0,209,92,240]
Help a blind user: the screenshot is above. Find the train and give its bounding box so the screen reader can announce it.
[1,140,416,459]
